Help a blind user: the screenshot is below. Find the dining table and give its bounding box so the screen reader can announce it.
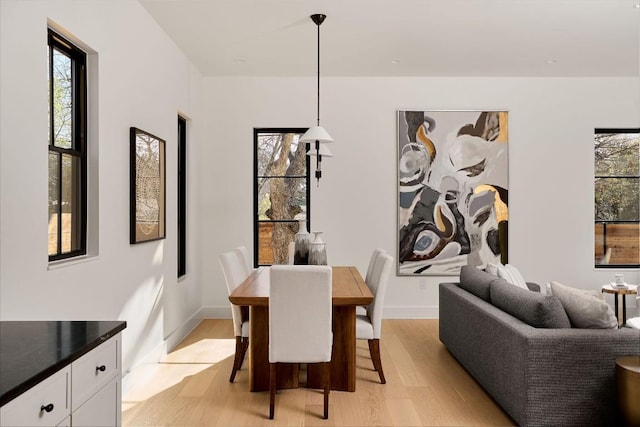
[228,265,373,392]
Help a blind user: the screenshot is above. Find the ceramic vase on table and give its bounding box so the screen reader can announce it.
[309,231,327,265]
[294,220,310,265]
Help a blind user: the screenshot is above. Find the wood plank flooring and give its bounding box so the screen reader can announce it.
[122,319,515,426]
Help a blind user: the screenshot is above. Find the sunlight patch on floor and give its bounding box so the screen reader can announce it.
[122,338,235,409]
[162,338,236,364]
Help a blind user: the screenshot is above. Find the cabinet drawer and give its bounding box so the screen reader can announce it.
[0,365,70,427]
[71,335,118,411]
[72,378,119,427]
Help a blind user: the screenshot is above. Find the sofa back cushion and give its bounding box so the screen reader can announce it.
[459,265,495,302]
[490,279,571,328]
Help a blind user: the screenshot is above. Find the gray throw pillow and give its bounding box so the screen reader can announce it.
[490,279,571,328]
[459,265,495,302]
[549,281,617,329]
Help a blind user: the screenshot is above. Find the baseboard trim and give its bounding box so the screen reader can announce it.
[200,305,439,319]
[165,311,202,351]
[122,310,203,393]
[200,306,233,319]
[383,306,439,319]
[122,303,438,391]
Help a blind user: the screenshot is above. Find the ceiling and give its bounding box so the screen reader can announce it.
[139,0,640,77]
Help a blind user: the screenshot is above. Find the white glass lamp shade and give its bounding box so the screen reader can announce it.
[307,143,333,158]
[300,126,334,143]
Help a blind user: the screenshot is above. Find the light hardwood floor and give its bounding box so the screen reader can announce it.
[122,319,515,426]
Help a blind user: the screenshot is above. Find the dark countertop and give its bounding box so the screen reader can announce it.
[0,320,127,407]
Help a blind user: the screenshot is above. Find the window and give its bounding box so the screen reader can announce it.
[254,128,310,266]
[594,128,639,268]
[48,30,87,261]
[178,116,187,277]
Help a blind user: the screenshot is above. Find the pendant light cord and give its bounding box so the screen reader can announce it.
[316,19,320,127]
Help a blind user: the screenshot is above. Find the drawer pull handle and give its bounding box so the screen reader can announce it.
[40,403,54,413]
[96,365,106,373]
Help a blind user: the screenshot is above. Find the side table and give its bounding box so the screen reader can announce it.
[616,355,640,426]
[602,284,638,327]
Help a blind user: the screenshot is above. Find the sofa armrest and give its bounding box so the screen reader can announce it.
[522,326,640,426]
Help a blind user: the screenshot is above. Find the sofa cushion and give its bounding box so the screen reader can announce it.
[549,281,617,329]
[459,265,495,302]
[490,279,571,328]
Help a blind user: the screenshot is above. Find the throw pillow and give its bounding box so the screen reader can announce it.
[627,317,640,330]
[490,279,571,328]
[505,264,528,288]
[496,264,529,290]
[459,265,494,302]
[485,262,500,276]
[549,281,617,329]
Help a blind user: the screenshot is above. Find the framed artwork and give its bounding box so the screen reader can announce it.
[397,110,509,275]
[130,127,166,244]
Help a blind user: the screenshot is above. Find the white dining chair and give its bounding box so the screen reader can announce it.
[356,252,393,384]
[269,265,333,419]
[365,248,386,285]
[357,248,386,316]
[219,250,251,383]
[234,245,253,271]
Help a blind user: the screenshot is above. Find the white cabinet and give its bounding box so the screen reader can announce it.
[56,415,71,427]
[71,379,119,427]
[71,334,121,427]
[0,333,122,427]
[0,366,70,427]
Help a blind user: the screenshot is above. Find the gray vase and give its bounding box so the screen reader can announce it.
[309,231,327,265]
[294,220,310,265]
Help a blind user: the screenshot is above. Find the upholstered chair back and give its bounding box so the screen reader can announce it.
[366,253,393,340]
[269,265,333,363]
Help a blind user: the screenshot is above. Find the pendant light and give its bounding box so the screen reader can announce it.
[300,13,333,186]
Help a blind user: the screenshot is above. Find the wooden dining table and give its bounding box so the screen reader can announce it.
[228,265,373,392]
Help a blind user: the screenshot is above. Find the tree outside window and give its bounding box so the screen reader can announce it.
[594,129,639,267]
[48,30,87,261]
[254,129,310,266]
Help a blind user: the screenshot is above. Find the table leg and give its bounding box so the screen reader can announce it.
[308,305,356,392]
[614,295,620,327]
[249,306,297,392]
[622,294,627,326]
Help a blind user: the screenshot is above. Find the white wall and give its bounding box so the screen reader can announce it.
[0,0,204,375]
[1,1,638,381]
[201,76,640,318]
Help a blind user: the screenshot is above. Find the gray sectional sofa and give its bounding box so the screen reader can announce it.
[439,266,640,427]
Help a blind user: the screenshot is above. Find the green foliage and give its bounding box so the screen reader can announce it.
[594,132,639,221]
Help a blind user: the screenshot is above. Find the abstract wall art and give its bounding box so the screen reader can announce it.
[397,110,509,275]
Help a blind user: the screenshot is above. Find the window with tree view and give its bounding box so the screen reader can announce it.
[594,128,639,268]
[48,30,87,261]
[254,128,310,266]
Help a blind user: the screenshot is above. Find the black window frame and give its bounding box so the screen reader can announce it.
[48,29,87,262]
[253,128,311,267]
[178,116,187,277]
[594,127,640,269]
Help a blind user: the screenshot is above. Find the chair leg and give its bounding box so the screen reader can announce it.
[323,362,330,419]
[229,336,244,383]
[238,337,249,370]
[368,339,386,384]
[269,363,277,419]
